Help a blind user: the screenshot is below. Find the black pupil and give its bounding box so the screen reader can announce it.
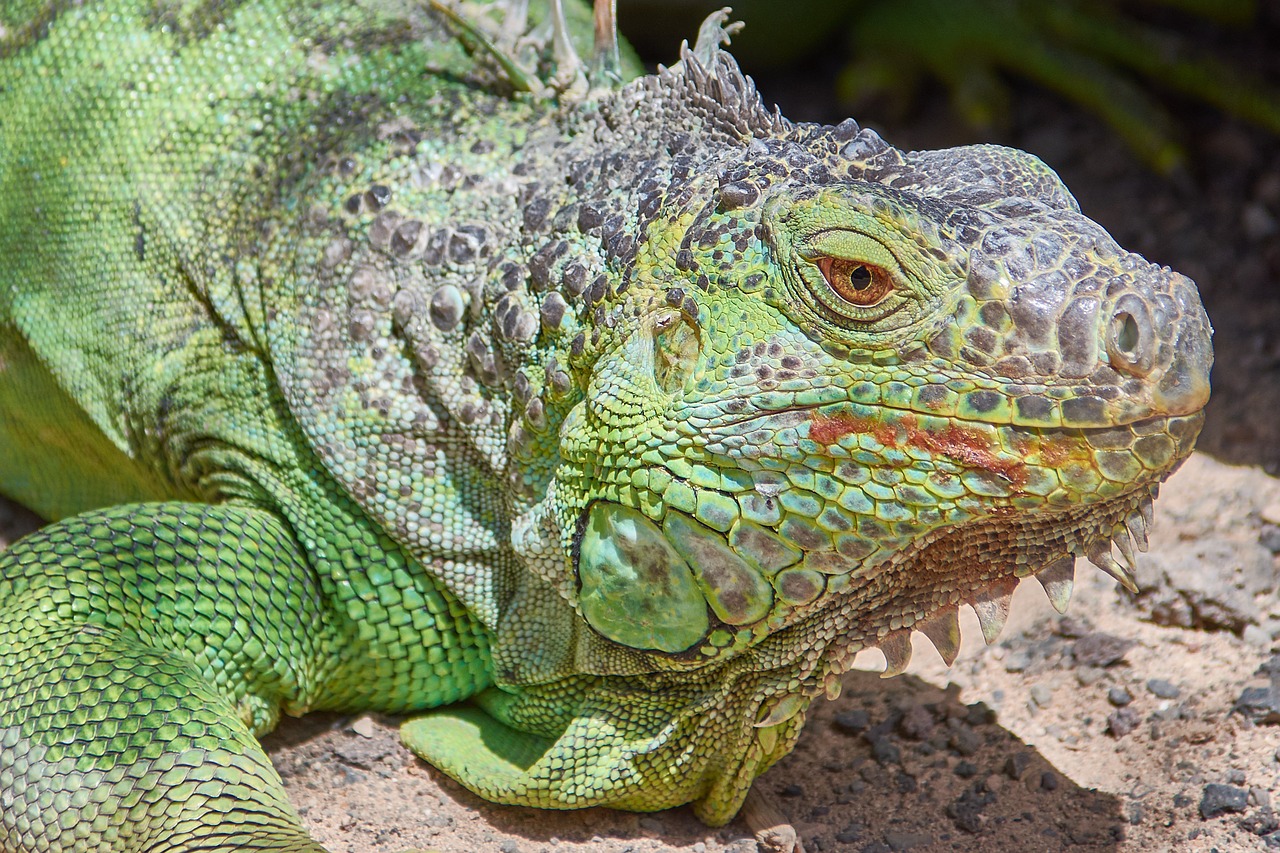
[848,265,872,290]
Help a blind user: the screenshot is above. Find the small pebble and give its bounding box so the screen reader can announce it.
[1147,679,1181,699]
[1234,685,1280,723]
[1200,783,1249,819]
[835,822,866,843]
[780,784,803,797]
[1108,686,1133,706]
[1055,617,1090,637]
[1004,753,1031,780]
[1029,685,1053,708]
[954,761,978,778]
[1072,632,1133,667]
[1227,769,1247,784]
[898,704,936,741]
[834,709,871,734]
[1076,666,1106,686]
[349,715,377,738]
[871,737,902,766]
[883,829,933,851]
[1107,707,1141,738]
[1244,624,1273,649]
[1041,771,1059,791]
[965,702,995,726]
[1259,525,1280,554]
[1003,649,1032,672]
[950,728,983,757]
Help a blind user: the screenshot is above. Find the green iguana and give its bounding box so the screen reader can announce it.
[0,0,1212,850]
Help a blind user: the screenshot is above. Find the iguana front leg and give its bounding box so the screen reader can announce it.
[0,502,330,852]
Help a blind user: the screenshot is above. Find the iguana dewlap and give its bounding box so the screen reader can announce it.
[0,1,1211,850]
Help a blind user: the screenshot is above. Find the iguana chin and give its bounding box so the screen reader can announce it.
[0,0,1211,849]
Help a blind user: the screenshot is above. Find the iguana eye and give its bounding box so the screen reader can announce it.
[815,257,894,307]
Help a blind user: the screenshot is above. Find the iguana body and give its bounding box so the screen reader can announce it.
[0,1,1211,850]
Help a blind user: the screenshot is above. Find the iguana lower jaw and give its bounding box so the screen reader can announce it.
[418,408,1200,822]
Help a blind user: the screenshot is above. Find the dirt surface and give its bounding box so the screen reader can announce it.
[2,7,1279,853]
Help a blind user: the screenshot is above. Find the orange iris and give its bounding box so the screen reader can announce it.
[815,257,894,307]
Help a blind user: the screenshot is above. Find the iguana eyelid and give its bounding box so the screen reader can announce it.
[800,228,905,277]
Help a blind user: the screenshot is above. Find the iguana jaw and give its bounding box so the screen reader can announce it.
[406,462,1182,827]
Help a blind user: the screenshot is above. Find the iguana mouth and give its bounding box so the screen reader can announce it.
[752,466,1174,714]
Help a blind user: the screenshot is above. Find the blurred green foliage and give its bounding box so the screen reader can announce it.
[621,0,1280,173]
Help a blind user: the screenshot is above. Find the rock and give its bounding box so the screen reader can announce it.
[833,709,871,735]
[870,736,902,766]
[883,829,933,850]
[1131,535,1275,633]
[1071,632,1134,667]
[332,733,395,769]
[1242,812,1280,837]
[1029,685,1053,707]
[1147,679,1181,699]
[897,704,936,741]
[1200,784,1249,819]
[348,715,377,738]
[1055,617,1090,638]
[1245,623,1274,649]
[1004,752,1031,780]
[1237,656,1280,724]
[947,786,995,832]
[1076,666,1106,686]
[1259,525,1280,554]
[1107,707,1142,737]
[949,727,983,757]
[964,702,995,726]
[1108,686,1134,706]
[1003,649,1032,672]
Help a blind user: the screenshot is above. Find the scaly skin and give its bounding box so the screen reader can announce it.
[0,1,1211,850]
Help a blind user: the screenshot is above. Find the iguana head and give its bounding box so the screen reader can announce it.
[406,14,1211,826]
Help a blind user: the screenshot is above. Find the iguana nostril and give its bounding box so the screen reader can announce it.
[1106,297,1155,377]
[1115,313,1139,355]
